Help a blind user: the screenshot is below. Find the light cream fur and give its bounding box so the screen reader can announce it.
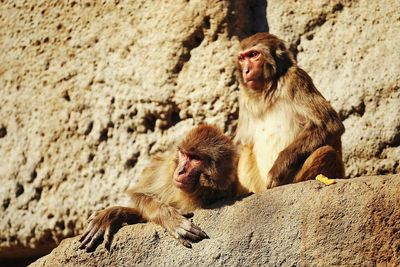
[235,81,303,193]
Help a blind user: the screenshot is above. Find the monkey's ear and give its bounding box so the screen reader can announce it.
[275,44,293,76]
[275,43,289,60]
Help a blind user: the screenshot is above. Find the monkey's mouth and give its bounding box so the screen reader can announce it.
[174,175,199,193]
[244,78,264,90]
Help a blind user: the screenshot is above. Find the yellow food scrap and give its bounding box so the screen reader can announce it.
[316,174,336,186]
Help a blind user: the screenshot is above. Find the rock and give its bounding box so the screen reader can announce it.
[30,175,400,266]
[267,0,400,177]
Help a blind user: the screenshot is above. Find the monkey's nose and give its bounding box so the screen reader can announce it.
[243,65,250,74]
[177,165,186,175]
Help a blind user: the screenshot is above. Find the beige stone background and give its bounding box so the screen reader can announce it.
[0,0,399,265]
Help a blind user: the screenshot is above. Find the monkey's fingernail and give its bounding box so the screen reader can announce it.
[180,239,192,248]
[79,234,88,242]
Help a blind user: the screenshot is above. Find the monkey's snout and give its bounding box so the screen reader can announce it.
[177,164,187,176]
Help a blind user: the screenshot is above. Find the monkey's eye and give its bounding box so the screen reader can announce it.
[190,154,201,161]
[249,51,259,58]
[189,154,203,164]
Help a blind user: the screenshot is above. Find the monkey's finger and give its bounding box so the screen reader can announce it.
[265,178,274,189]
[177,228,204,243]
[177,237,192,249]
[79,221,94,242]
[104,224,118,251]
[79,226,96,247]
[87,212,99,223]
[104,227,112,251]
[79,226,98,249]
[85,229,105,252]
[79,231,89,243]
[189,227,209,240]
[181,220,209,239]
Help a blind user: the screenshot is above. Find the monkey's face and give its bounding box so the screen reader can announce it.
[238,33,295,92]
[173,150,203,193]
[238,47,265,90]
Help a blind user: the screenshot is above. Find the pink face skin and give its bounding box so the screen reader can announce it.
[173,150,202,193]
[238,48,265,90]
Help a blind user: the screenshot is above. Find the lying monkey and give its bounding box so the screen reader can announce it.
[79,124,244,250]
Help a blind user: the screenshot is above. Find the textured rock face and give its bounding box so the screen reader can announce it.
[267,0,400,177]
[0,0,246,260]
[30,175,400,267]
[0,0,399,263]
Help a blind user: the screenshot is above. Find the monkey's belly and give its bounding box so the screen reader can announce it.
[252,116,301,183]
[253,136,285,182]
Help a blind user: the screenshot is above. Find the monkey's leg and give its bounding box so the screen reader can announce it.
[294,145,345,183]
[237,145,264,193]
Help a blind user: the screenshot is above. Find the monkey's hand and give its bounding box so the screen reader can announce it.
[161,210,209,248]
[79,206,140,252]
[265,174,279,190]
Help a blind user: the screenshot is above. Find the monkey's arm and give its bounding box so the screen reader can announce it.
[129,192,209,248]
[79,192,208,251]
[267,82,344,187]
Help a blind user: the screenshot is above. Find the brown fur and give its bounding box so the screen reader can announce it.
[235,32,345,192]
[294,145,345,183]
[79,125,242,251]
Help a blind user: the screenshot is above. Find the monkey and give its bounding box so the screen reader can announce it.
[79,124,243,251]
[235,32,345,193]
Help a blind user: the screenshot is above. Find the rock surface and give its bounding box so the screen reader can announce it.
[0,0,399,263]
[30,175,400,267]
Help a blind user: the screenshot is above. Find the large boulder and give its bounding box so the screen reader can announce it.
[30,175,400,266]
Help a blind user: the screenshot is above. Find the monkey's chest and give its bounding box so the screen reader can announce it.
[252,114,301,180]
